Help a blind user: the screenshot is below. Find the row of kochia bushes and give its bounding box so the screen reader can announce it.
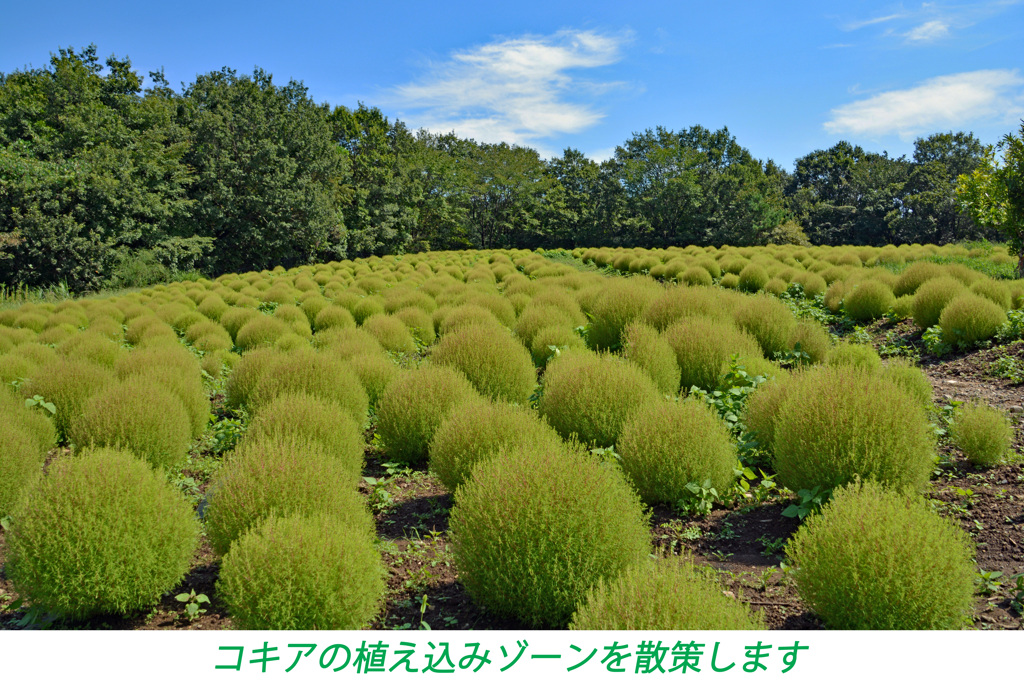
[577,243,1024,348]
[0,245,1014,630]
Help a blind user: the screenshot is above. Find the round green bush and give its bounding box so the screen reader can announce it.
[5,447,199,620]
[742,376,792,453]
[22,358,115,441]
[529,324,587,366]
[893,261,945,297]
[587,278,660,350]
[314,304,357,331]
[450,440,651,627]
[912,277,965,329]
[677,266,713,287]
[939,293,1007,348]
[56,332,126,368]
[0,422,47,518]
[772,366,935,492]
[786,321,830,364]
[617,399,737,504]
[826,341,882,372]
[235,315,291,350]
[643,286,728,331]
[970,279,1012,310]
[843,280,896,321]
[732,294,795,358]
[394,306,436,344]
[737,263,769,292]
[570,555,761,629]
[376,366,481,464]
[429,401,563,492]
[950,401,1014,467]
[247,393,365,480]
[663,318,762,392]
[70,376,193,470]
[786,480,976,629]
[224,348,283,409]
[204,435,374,556]
[249,350,369,424]
[538,351,661,447]
[620,322,681,396]
[879,358,932,408]
[220,307,261,341]
[362,314,417,355]
[218,513,384,629]
[431,323,536,403]
[347,353,400,406]
[312,326,384,359]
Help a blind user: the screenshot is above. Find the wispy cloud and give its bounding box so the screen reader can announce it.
[824,69,1024,138]
[391,30,629,152]
[841,1,1020,45]
[904,19,951,42]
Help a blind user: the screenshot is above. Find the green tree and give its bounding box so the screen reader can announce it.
[330,104,418,256]
[0,46,195,291]
[181,68,347,274]
[957,121,1024,276]
[542,148,601,247]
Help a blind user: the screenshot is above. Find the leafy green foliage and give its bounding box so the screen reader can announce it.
[218,513,384,629]
[5,447,199,621]
[569,555,761,630]
[938,293,1008,348]
[781,486,832,520]
[450,440,651,628]
[786,480,976,629]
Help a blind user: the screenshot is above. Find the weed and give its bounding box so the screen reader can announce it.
[781,487,832,521]
[362,476,397,515]
[758,535,788,558]
[990,355,1024,384]
[23,395,56,416]
[1009,573,1024,615]
[921,325,952,356]
[174,589,210,621]
[676,479,721,517]
[975,570,1004,597]
[756,567,779,592]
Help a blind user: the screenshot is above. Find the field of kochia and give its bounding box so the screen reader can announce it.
[0,242,1021,630]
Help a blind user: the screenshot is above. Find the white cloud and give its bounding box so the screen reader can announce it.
[391,30,628,149]
[844,12,908,31]
[904,19,951,41]
[824,69,1024,138]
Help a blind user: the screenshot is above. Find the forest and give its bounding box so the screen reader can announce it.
[0,46,998,292]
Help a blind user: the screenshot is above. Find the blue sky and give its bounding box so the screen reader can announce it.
[2,1,1022,167]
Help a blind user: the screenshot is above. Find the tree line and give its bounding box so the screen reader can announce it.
[0,46,1001,292]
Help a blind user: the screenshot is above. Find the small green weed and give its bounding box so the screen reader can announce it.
[175,589,210,621]
[781,486,832,521]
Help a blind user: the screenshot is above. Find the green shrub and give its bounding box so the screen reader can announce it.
[21,358,115,441]
[737,263,769,292]
[376,366,481,464]
[361,314,417,355]
[938,293,1007,348]
[826,341,882,372]
[250,350,369,424]
[538,351,661,447]
[970,279,1012,310]
[912,277,966,329]
[743,376,792,453]
[347,353,400,406]
[569,555,761,629]
[786,480,975,629]
[529,324,587,366]
[204,436,374,555]
[431,323,536,403]
[663,318,762,392]
[0,422,47,517]
[950,401,1014,467]
[620,323,681,396]
[720,272,740,289]
[70,376,193,470]
[5,447,198,620]
[247,393,365,480]
[513,305,575,346]
[617,399,737,504]
[893,261,945,297]
[787,321,830,364]
[879,359,932,407]
[218,513,384,629]
[772,366,935,492]
[732,294,796,357]
[588,278,660,350]
[352,296,385,325]
[225,348,285,409]
[843,280,896,321]
[197,294,229,320]
[429,401,563,492]
[312,327,384,359]
[235,315,291,350]
[394,306,436,344]
[220,307,261,341]
[450,440,650,627]
[677,266,713,287]
[643,286,728,330]
[892,294,915,319]
[791,271,826,297]
[123,363,209,438]
[314,304,357,331]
